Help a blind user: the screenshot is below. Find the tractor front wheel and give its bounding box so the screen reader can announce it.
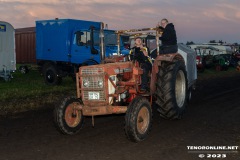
[54,97,84,135]
[125,97,152,142]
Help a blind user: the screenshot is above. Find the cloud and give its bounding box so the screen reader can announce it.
[0,0,239,43]
[1,0,59,3]
[203,10,229,21]
[236,12,240,18]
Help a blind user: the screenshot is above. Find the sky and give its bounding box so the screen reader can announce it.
[0,0,240,43]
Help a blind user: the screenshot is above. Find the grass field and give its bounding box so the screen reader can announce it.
[197,66,239,80]
[0,65,239,116]
[0,68,76,115]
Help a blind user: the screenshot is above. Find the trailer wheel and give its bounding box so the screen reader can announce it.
[19,65,29,74]
[54,97,84,135]
[125,97,152,142]
[43,64,62,85]
[156,60,187,119]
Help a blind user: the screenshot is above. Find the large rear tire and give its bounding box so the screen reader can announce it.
[54,97,84,135]
[156,60,187,119]
[125,97,152,142]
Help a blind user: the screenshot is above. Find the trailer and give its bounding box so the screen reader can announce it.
[0,21,16,81]
[15,27,36,74]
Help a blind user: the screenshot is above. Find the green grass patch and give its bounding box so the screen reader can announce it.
[0,68,76,115]
[197,66,239,80]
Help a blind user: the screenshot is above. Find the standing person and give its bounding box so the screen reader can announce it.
[158,18,178,54]
[129,37,152,91]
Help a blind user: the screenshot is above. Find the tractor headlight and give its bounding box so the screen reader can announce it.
[83,80,89,87]
[98,80,103,88]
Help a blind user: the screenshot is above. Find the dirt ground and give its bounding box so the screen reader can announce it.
[0,74,240,160]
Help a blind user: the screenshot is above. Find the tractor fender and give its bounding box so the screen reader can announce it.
[150,53,185,94]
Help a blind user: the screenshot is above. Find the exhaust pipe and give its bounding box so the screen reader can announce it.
[100,22,105,63]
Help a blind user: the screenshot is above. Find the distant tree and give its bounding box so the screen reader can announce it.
[218,40,223,44]
[186,41,195,45]
[209,40,216,43]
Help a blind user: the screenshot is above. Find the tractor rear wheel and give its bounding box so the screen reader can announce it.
[54,97,84,135]
[156,60,187,119]
[125,96,152,142]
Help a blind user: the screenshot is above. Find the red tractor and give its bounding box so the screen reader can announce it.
[54,25,197,142]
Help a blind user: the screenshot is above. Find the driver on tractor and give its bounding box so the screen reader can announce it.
[129,37,152,92]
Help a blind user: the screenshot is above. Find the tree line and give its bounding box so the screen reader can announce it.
[186,40,239,46]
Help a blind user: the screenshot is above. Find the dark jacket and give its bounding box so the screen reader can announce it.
[129,47,151,65]
[159,23,177,46]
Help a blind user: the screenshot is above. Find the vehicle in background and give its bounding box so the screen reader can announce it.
[15,27,36,74]
[0,21,16,81]
[36,19,128,85]
[213,54,230,71]
[188,44,235,72]
[230,51,240,67]
[193,46,221,69]
[194,46,232,71]
[15,26,130,74]
[189,44,232,54]
[195,53,206,73]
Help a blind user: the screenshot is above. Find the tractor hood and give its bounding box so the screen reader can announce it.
[80,61,133,75]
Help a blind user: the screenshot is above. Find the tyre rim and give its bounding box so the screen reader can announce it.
[175,70,186,108]
[20,68,26,74]
[137,106,150,134]
[65,103,81,127]
[46,70,54,83]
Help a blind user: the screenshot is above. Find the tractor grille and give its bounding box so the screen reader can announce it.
[81,68,104,75]
[81,67,105,101]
